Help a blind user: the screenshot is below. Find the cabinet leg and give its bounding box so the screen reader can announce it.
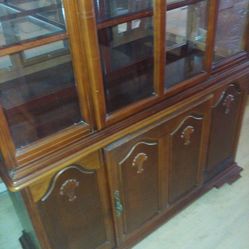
[19,231,36,249]
[212,163,243,189]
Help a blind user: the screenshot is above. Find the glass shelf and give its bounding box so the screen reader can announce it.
[0,40,82,148]
[0,1,65,48]
[165,0,208,88]
[98,16,154,113]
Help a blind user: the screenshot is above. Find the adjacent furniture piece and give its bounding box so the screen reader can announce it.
[0,0,249,248]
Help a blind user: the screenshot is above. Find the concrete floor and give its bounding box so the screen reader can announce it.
[0,100,249,249]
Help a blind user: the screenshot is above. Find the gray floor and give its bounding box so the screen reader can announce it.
[0,192,22,249]
[0,100,249,249]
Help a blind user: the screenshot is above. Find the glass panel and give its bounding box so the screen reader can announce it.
[94,0,152,22]
[0,0,65,48]
[165,1,208,89]
[98,17,154,113]
[214,0,249,62]
[167,0,182,4]
[0,40,82,148]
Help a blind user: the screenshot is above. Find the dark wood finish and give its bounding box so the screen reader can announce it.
[205,83,246,181]
[97,10,153,29]
[104,123,168,246]
[168,112,205,203]
[167,0,204,11]
[0,33,68,57]
[27,152,115,249]
[1,1,249,249]
[154,0,166,95]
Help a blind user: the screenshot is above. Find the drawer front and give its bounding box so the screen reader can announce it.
[27,152,115,249]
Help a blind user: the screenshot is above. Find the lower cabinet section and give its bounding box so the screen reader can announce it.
[11,81,247,249]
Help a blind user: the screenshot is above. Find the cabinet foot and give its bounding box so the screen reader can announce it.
[19,231,35,249]
[211,163,243,189]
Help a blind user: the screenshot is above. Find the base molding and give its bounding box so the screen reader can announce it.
[211,163,243,189]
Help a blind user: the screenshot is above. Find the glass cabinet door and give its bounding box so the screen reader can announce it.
[94,0,155,113]
[214,0,249,62]
[0,0,85,148]
[165,0,209,89]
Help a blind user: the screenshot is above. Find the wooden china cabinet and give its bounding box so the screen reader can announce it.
[0,0,249,248]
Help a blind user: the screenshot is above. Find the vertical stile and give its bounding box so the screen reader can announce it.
[0,106,17,170]
[77,0,107,129]
[63,0,94,127]
[243,2,249,53]
[154,0,166,95]
[204,0,219,72]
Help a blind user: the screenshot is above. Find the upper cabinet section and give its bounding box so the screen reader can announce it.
[92,0,213,121]
[165,0,209,89]
[214,0,249,63]
[0,0,90,151]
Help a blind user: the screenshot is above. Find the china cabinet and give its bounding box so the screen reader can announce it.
[0,0,249,249]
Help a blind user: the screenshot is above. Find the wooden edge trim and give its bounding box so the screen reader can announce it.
[204,0,219,73]
[63,0,94,126]
[15,124,90,165]
[77,0,107,129]
[154,0,166,95]
[0,33,68,57]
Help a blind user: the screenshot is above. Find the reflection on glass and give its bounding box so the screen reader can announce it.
[214,0,249,62]
[98,17,154,112]
[94,0,152,22]
[165,1,208,88]
[0,40,82,148]
[0,0,66,48]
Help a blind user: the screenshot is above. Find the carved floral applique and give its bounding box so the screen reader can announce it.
[59,179,80,202]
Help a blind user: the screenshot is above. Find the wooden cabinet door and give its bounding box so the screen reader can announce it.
[104,125,168,246]
[205,83,246,180]
[27,152,115,249]
[167,101,211,204]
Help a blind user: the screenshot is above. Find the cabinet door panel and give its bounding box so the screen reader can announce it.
[168,114,204,204]
[104,126,167,244]
[119,141,159,234]
[206,84,243,179]
[31,154,115,249]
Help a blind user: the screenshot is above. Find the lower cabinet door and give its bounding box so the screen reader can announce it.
[205,83,246,180]
[167,101,210,204]
[27,152,115,249]
[104,124,168,245]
